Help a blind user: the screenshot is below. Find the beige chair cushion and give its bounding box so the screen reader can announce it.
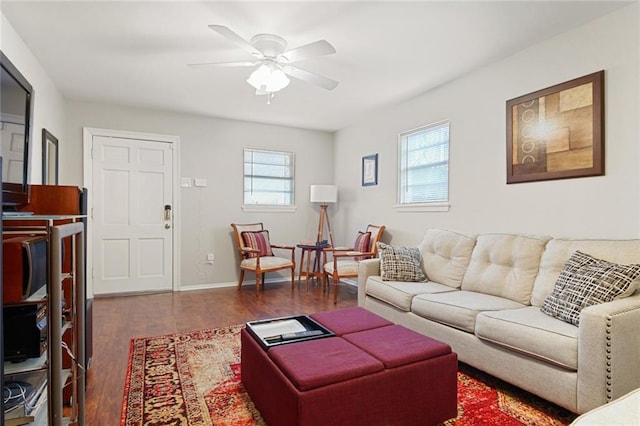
[475,306,579,370]
[241,256,293,270]
[325,260,359,276]
[417,228,476,289]
[412,291,525,333]
[461,233,551,305]
[531,238,640,306]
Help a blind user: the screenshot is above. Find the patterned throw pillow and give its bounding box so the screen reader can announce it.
[352,231,371,260]
[377,242,428,282]
[541,251,640,326]
[241,230,274,258]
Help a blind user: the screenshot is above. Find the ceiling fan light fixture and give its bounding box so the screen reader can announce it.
[195,25,338,104]
[247,63,290,93]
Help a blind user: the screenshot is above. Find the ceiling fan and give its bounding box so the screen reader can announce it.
[189,25,339,103]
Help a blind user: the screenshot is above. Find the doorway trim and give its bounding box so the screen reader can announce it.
[82,127,181,298]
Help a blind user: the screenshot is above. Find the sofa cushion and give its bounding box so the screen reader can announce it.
[531,238,640,306]
[540,251,640,326]
[366,276,455,312]
[475,307,579,370]
[417,228,476,289]
[461,233,551,305]
[377,242,427,282]
[411,291,526,333]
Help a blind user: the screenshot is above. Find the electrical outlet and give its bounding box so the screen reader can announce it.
[207,253,215,261]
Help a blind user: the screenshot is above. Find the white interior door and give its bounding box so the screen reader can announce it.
[0,121,25,182]
[91,135,174,295]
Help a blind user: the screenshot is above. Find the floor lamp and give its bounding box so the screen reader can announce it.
[310,185,337,247]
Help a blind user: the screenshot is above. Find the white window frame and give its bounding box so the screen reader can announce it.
[395,120,451,212]
[242,148,296,213]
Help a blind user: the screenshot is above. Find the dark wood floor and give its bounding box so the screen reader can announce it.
[85,280,357,425]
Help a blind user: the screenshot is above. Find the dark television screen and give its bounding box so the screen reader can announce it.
[0,50,33,207]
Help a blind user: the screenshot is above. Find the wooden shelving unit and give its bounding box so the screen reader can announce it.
[3,215,86,426]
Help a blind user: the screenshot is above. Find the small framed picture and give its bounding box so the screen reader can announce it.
[362,154,378,186]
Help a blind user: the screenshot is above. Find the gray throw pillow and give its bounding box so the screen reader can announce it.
[377,242,428,282]
[541,250,640,326]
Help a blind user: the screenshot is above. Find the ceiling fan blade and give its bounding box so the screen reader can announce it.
[282,65,339,91]
[280,40,336,63]
[188,61,258,68]
[208,25,261,57]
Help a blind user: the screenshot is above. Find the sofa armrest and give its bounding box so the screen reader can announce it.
[578,292,640,413]
[357,258,381,306]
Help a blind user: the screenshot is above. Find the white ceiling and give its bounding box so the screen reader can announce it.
[1,1,631,132]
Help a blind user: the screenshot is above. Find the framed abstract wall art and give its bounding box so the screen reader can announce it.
[362,153,378,186]
[506,70,604,184]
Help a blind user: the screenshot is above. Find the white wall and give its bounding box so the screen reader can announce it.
[1,12,66,184]
[65,101,334,288]
[5,3,638,290]
[333,4,639,245]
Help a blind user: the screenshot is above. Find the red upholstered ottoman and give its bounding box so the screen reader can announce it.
[241,308,458,426]
[309,306,393,335]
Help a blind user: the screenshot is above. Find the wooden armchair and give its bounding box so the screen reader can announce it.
[231,223,296,294]
[323,224,385,303]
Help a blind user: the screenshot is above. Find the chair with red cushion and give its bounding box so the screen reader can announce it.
[231,222,296,294]
[323,224,385,303]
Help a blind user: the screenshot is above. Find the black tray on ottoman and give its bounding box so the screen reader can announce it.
[246,315,334,350]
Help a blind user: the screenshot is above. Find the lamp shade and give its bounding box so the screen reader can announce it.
[310,185,337,203]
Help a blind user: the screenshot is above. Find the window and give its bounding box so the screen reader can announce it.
[398,121,449,207]
[243,148,294,206]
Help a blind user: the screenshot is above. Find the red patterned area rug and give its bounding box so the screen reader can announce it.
[121,325,578,426]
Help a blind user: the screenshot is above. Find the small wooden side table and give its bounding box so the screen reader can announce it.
[296,243,330,288]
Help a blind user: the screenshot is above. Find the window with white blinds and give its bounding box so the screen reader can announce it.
[398,121,450,205]
[243,148,295,206]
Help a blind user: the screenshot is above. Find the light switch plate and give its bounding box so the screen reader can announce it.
[181,177,192,187]
[194,178,208,187]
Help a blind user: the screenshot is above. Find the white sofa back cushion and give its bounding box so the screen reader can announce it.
[417,228,476,289]
[461,233,551,304]
[531,238,640,306]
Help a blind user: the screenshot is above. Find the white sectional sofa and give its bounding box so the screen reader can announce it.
[357,228,640,414]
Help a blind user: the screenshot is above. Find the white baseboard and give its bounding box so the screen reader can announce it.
[178,282,236,291]
[178,277,291,292]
